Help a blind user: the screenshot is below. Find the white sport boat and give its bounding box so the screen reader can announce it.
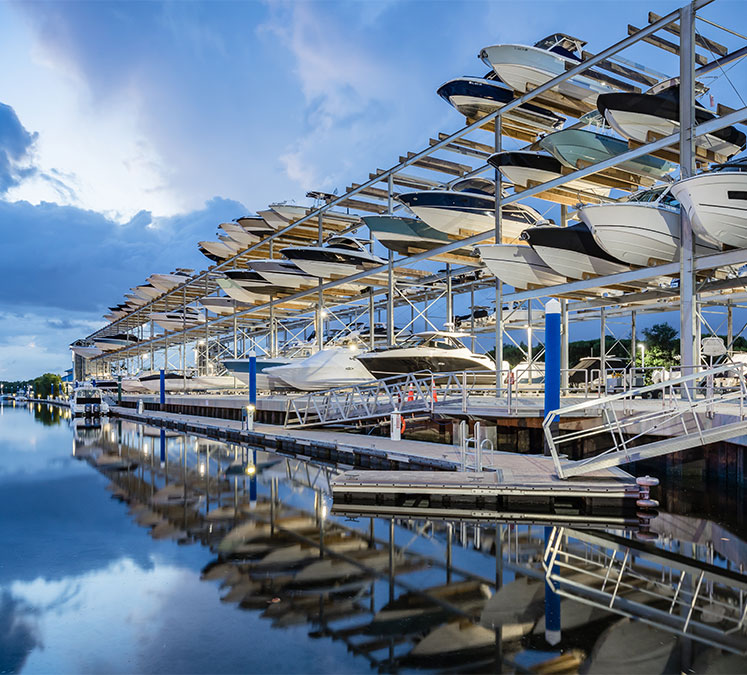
[488,150,610,197]
[475,243,568,289]
[437,75,565,131]
[396,177,545,238]
[70,340,103,359]
[216,278,264,304]
[199,236,242,262]
[222,355,299,390]
[222,269,306,296]
[93,333,140,352]
[264,345,374,391]
[671,157,747,248]
[356,331,495,379]
[280,236,385,279]
[132,283,161,301]
[235,215,277,236]
[138,371,199,393]
[521,221,630,280]
[580,184,721,266]
[198,296,251,315]
[269,202,361,228]
[479,33,618,105]
[149,309,205,332]
[597,82,747,159]
[218,221,257,247]
[124,293,148,307]
[148,269,193,292]
[70,385,109,417]
[243,260,317,288]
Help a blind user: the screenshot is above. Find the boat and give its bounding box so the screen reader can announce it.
[521,221,630,279]
[70,385,109,417]
[269,202,361,228]
[190,375,243,391]
[222,269,304,296]
[70,340,103,359]
[137,370,199,393]
[199,236,242,261]
[198,296,252,315]
[218,221,257,247]
[93,333,140,352]
[568,356,628,388]
[149,308,205,332]
[264,344,374,391]
[216,278,264,304]
[235,215,277,236]
[597,83,746,159]
[437,75,564,131]
[479,34,618,105]
[579,184,721,266]
[222,355,299,390]
[243,260,317,288]
[131,283,161,300]
[396,177,545,237]
[480,576,545,629]
[475,243,568,289]
[487,150,611,196]
[148,269,193,292]
[670,157,747,248]
[124,293,148,306]
[356,331,495,379]
[368,580,492,635]
[538,127,677,179]
[280,236,386,279]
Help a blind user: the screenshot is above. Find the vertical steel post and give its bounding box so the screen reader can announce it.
[560,298,569,392]
[727,300,734,354]
[600,305,607,394]
[233,302,238,358]
[369,288,375,350]
[445,264,453,328]
[631,309,637,379]
[387,174,395,346]
[679,1,696,390]
[494,115,503,396]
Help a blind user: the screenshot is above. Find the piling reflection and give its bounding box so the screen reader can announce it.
[68,417,747,673]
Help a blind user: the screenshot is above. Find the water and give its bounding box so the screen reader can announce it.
[1,402,745,674]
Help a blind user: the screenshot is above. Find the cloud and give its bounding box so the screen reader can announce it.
[0,590,42,674]
[0,102,38,194]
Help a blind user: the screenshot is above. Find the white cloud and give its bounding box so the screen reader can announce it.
[0,4,182,222]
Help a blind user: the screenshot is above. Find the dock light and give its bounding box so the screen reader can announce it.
[245,464,256,476]
[198,462,206,476]
[245,404,256,432]
[320,309,328,318]
[639,343,646,368]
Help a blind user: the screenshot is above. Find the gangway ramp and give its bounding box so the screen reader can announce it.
[545,364,747,479]
[284,371,491,428]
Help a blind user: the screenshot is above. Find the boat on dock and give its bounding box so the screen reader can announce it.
[70,339,103,359]
[198,296,251,315]
[265,344,374,391]
[281,236,385,279]
[70,385,109,417]
[92,333,140,352]
[147,269,193,292]
[149,308,205,332]
[476,243,568,289]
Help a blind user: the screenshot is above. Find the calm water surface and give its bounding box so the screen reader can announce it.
[1,402,745,674]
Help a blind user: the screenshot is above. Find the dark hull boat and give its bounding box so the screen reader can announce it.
[281,236,385,279]
[488,150,610,196]
[521,222,630,280]
[597,85,746,159]
[437,76,564,131]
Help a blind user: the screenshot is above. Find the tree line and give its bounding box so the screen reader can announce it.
[0,373,64,398]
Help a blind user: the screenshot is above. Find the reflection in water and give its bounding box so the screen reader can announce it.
[1,405,746,673]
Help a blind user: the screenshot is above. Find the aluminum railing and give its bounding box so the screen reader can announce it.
[544,363,747,479]
[543,526,747,655]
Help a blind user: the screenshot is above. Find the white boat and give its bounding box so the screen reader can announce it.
[70,385,109,417]
[190,375,243,391]
[216,278,264,304]
[93,333,140,352]
[356,331,495,379]
[397,177,544,238]
[149,309,205,332]
[137,371,199,393]
[280,236,386,279]
[269,202,361,228]
[222,355,302,390]
[480,576,545,628]
[487,150,610,197]
[198,296,251,315]
[522,222,630,280]
[597,83,747,159]
[121,377,149,393]
[218,221,257,247]
[70,340,103,359]
[580,185,721,266]
[199,237,241,261]
[148,269,193,292]
[480,33,617,105]
[265,345,374,391]
[243,259,317,288]
[670,157,747,248]
[475,243,568,289]
[124,293,148,306]
[132,283,161,300]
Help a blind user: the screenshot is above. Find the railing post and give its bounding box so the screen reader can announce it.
[461,371,467,413]
[475,421,482,471]
[459,420,467,471]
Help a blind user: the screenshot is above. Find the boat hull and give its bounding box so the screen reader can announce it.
[671,172,747,248]
[356,350,495,379]
[476,244,567,289]
[265,348,374,391]
[480,44,613,104]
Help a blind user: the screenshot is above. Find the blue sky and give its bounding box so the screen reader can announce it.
[0,0,745,378]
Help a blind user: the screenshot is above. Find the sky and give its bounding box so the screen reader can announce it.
[0,0,746,379]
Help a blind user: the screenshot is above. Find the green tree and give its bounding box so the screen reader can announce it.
[31,373,63,398]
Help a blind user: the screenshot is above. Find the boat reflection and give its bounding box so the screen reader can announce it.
[70,419,747,672]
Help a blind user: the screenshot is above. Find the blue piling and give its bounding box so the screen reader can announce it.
[249,351,257,406]
[159,428,166,467]
[159,369,165,410]
[249,448,257,503]
[543,298,562,646]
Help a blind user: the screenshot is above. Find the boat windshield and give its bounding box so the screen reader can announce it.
[326,237,365,252]
[713,157,747,172]
[75,389,101,400]
[452,177,495,196]
[533,34,585,60]
[398,334,464,350]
